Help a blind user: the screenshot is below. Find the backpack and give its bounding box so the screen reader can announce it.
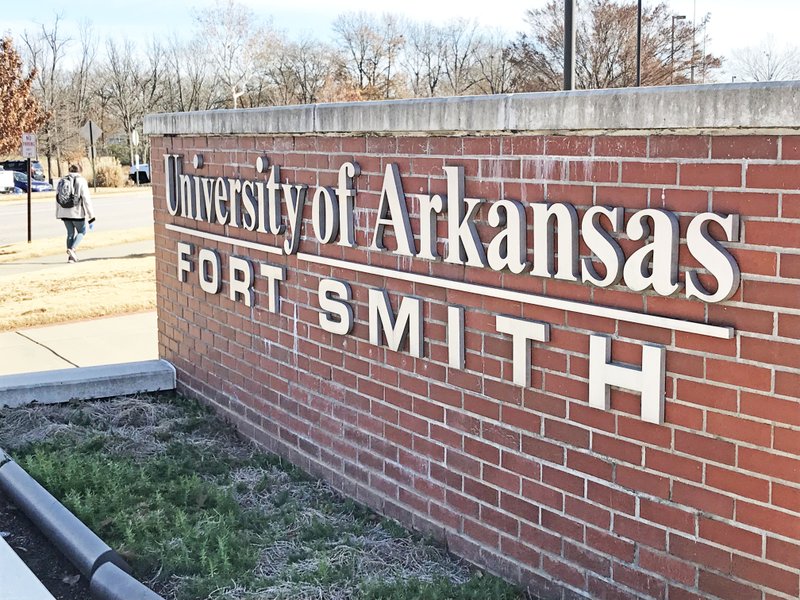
[56,176,77,208]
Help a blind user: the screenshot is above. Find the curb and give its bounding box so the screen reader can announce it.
[90,562,164,600]
[0,360,176,408]
[0,455,165,600]
[0,461,130,579]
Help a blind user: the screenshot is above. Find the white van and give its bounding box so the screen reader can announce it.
[0,167,15,193]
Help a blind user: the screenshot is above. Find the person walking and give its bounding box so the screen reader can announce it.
[55,164,95,263]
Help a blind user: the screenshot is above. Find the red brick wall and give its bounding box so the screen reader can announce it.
[150,132,799,600]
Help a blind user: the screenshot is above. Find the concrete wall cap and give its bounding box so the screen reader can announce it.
[144,81,800,136]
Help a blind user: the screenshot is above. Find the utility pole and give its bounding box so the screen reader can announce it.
[564,0,576,90]
[636,0,642,86]
[691,0,697,83]
[671,15,686,84]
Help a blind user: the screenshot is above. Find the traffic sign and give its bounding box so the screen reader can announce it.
[131,129,139,147]
[79,121,102,142]
[21,133,37,158]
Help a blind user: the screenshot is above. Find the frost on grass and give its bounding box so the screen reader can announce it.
[0,395,505,600]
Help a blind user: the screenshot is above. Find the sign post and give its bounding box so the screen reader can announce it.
[131,129,140,186]
[79,121,102,191]
[21,133,37,243]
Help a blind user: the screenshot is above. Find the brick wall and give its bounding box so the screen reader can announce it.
[148,123,799,600]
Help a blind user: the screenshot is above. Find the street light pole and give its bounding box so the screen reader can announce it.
[671,14,686,84]
[635,0,642,86]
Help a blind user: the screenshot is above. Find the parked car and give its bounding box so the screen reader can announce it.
[11,170,54,193]
[0,167,14,193]
[129,163,150,183]
[1,159,45,181]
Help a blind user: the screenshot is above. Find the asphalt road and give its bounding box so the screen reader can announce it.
[0,188,154,245]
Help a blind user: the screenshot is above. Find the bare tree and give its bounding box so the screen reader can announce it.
[402,22,445,97]
[473,30,515,94]
[440,19,483,95]
[269,38,335,105]
[508,0,721,91]
[70,21,97,124]
[20,17,72,175]
[333,12,406,100]
[102,38,165,165]
[163,36,218,112]
[729,35,800,82]
[193,0,267,108]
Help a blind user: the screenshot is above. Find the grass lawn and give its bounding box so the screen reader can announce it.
[0,394,525,600]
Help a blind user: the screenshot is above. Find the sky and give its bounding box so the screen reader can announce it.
[3,0,799,77]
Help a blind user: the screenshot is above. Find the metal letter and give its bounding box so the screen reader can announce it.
[312,186,340,244]
[589,335,666,425]
[228,179,242,228]
[164,154,180,216]
[530,202,579,281]
[256,166,284,235]
[418,194,446,261]
[581,206,624,287]
[686,213,741,302]
[487,199,529,274]
[282,183,308,255]
[623,209,681,296]
[241,180,258,231]
[178,173,194,219]
[368,289,423,358]
[229,256,254,307]
[259,264,285,314]
[370,163,415,256]
[319,279,354,336]
[198,248,221,294]
[448,306,465,369]
[177,242,193,282]
[214,177,229,225]
[336,162,359,247]
[496,315,550,387]
[196,176,213,222]
[443,166,487,268]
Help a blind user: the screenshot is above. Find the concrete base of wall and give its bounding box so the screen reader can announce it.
[0,360,176,408]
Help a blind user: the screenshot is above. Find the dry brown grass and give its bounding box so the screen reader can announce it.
[0,226,156,331]
[0,255,156,332]
[91,156,129,187]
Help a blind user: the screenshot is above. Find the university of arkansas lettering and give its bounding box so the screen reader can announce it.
[162,153,742,425]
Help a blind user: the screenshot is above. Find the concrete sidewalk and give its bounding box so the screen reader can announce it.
[0,239,154,276]
[0,312,158,376]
